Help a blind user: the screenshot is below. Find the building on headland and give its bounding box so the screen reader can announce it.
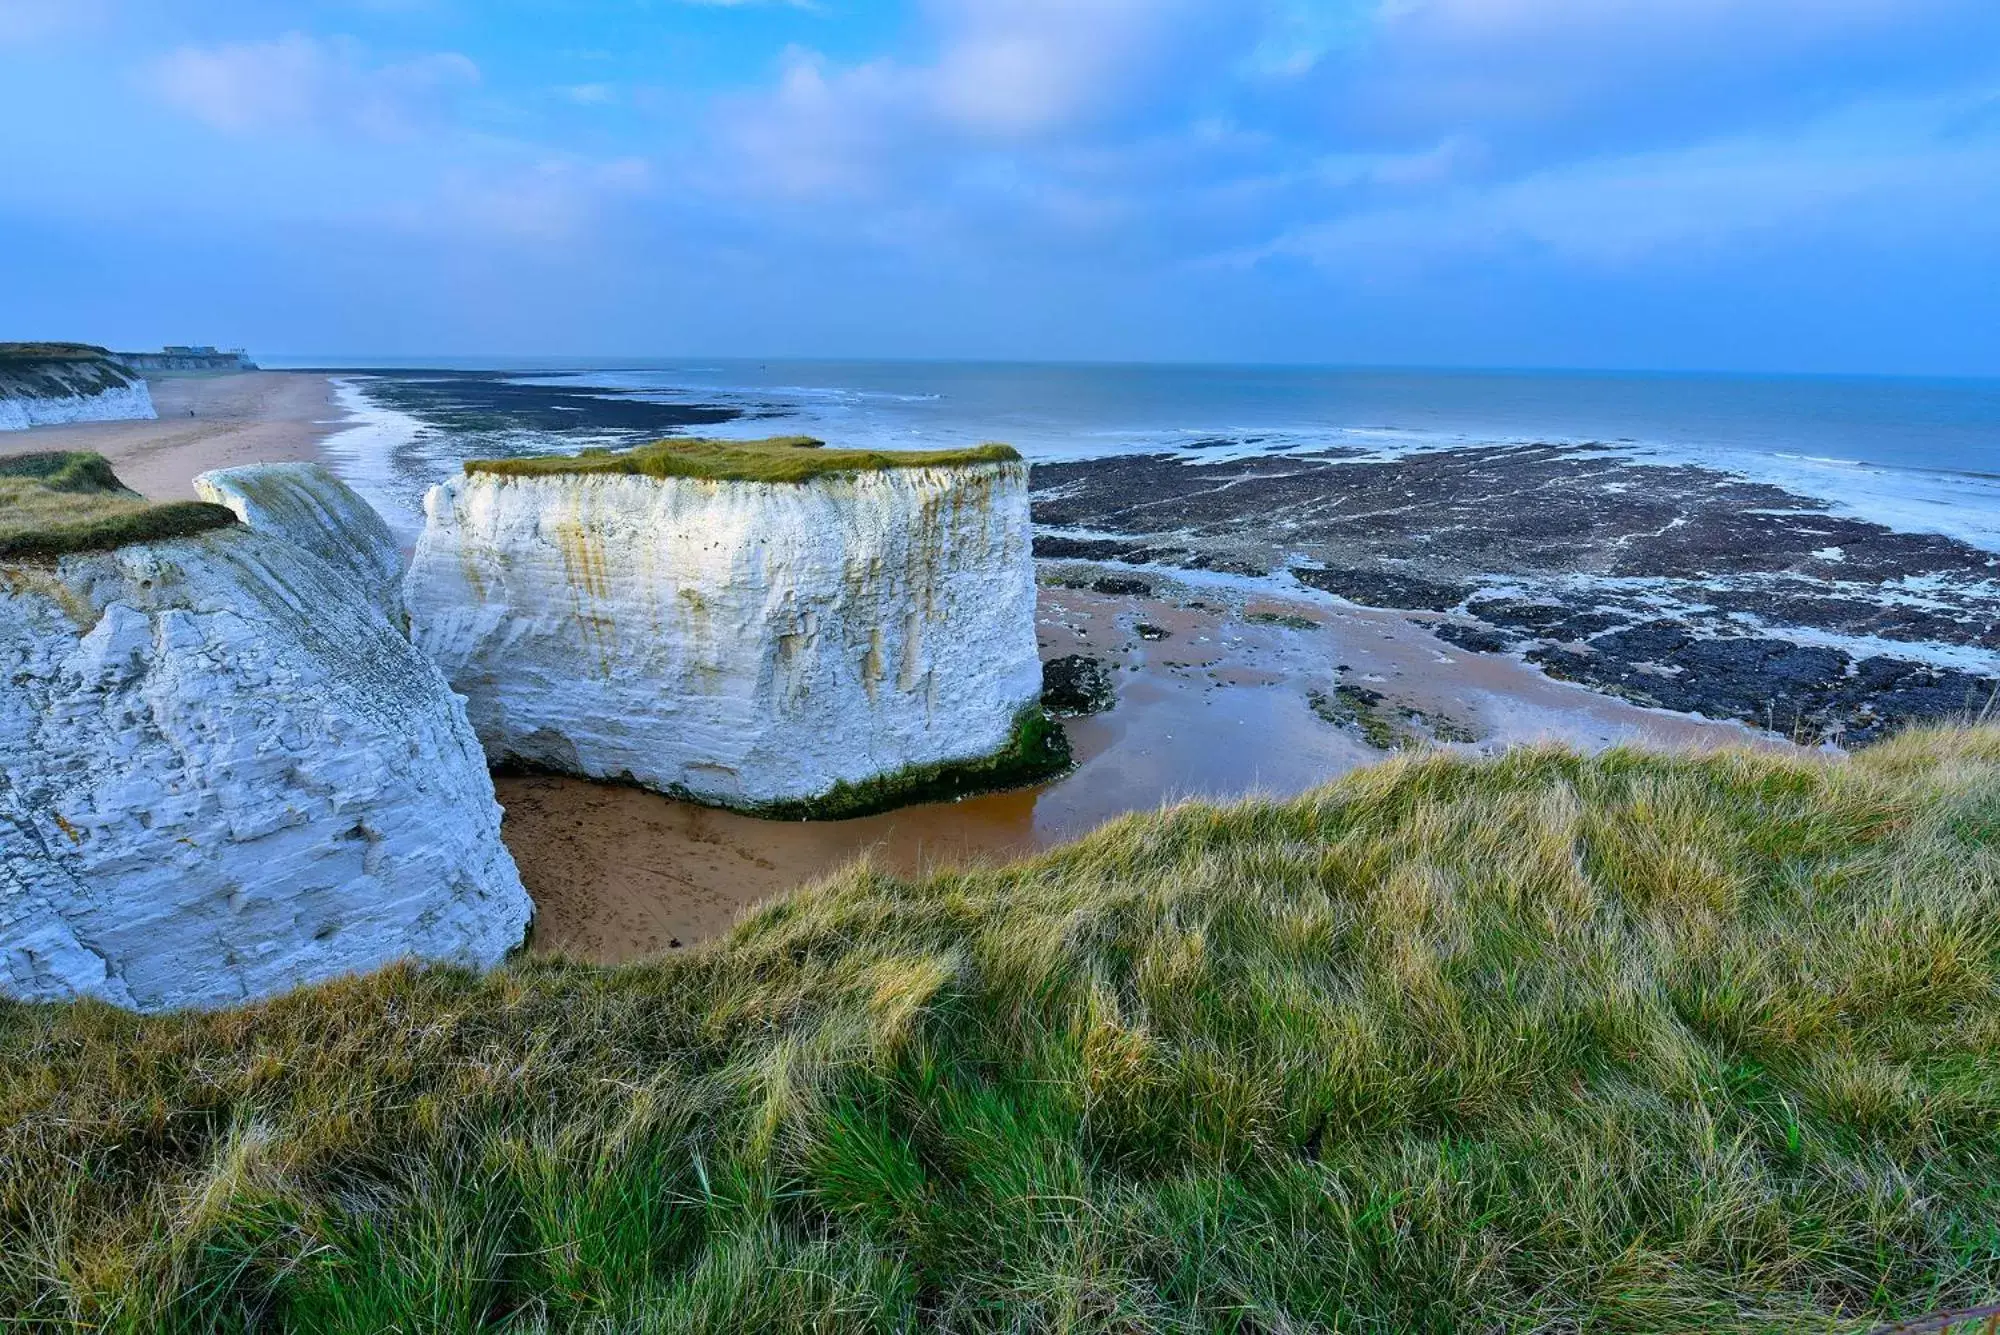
[115,346,259,372]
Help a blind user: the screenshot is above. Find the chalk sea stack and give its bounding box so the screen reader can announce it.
[405,436,1062,816]
[0,453,530,1012]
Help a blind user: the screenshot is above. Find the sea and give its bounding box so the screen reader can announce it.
[274,358,2000,552]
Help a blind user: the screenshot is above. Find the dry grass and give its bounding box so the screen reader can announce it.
[5,729,2000,1330]
[465,436,1022,486]
[0,452,235,560]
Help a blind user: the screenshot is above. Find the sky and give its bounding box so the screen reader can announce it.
[1,0,1997,374]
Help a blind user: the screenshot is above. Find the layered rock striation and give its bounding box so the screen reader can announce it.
[196,462,407,624]
[0,344,156,431]
[406,437,1055,814]
[2,455,531,1012]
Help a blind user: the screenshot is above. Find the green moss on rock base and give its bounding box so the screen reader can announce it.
[749,708,1072,821]
[503,708,1074,822]
[0,451,236,560]
[465,435,1021,486]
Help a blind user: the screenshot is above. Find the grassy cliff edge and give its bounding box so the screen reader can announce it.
[0,452,236,560]
[465,436,1022,486]
[5,728,1999,1330]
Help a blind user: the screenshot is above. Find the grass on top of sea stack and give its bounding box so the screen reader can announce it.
[0,452,235,560]
[464,435,1022,486]
[6,727,2000,1331]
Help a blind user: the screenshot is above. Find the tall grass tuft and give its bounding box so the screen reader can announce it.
[5,728,2000,1330]
[0,452,236,559]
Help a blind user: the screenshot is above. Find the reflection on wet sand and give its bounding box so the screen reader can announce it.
[519,580,1778,962]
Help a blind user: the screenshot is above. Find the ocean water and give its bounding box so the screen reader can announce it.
[290,359,2000,551]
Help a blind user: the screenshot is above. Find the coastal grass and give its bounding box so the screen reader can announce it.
[0,342,114,365]
[7,728,2000,1330]
[0,452,235,560]
[465,436,1022,486]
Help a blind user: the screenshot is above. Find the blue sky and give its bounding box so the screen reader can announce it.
[2,0,1997,373]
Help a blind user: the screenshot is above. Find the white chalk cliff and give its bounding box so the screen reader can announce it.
[196,462,407,624]
[0,359,156,431]
[405,460,1044,808]
[1,527,532,1013]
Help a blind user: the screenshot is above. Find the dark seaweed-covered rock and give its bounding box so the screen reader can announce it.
[1028,445,2000,742]
[313,371,745,438]
[1033,535,1195,567]
[1042,656,1116,717]
[1530,620,1995,742]
[1036,536,1146,561]
[1466,599,1572,631]
[1291,567,1473,612]
[1469,599,1630,641]
[1433,622,1519,654]
[1091,576,1154,597]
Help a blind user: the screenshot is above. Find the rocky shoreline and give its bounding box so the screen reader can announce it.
[314,368,762,437]
[1031,442,2000,742]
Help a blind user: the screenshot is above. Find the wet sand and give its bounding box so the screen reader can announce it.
[0,373,339,501]
[522,575,1775,962]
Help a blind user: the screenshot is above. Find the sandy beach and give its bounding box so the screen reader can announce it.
[0,372,341,501]
[2,372,1778,964]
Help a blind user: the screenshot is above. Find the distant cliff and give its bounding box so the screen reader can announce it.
[0,343,156,431]
[118,346,258,372]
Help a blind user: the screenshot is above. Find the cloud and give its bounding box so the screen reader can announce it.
[137,29,661,246]
[153,33,478,139]
[1241,87,2000,273]
[675,0,2000,338]
[713,0,1245,198]
[1287,0,2000,155]
[13,0,1994,367]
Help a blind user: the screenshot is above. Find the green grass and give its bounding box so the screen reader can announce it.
[0,452,236,560]
[464,436,1022,486]
[1245,611,1321,632]
[0,342,114,365]
[7,727,2000,1330]
[1308,683,1403,749]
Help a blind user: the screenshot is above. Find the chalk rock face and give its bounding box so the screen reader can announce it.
[0,528,532,1012]
[196,462,406,624]
[0,360,156,431]
[406,462,1043,807]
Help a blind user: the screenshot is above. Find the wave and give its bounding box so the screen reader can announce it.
[318,377,431,544]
